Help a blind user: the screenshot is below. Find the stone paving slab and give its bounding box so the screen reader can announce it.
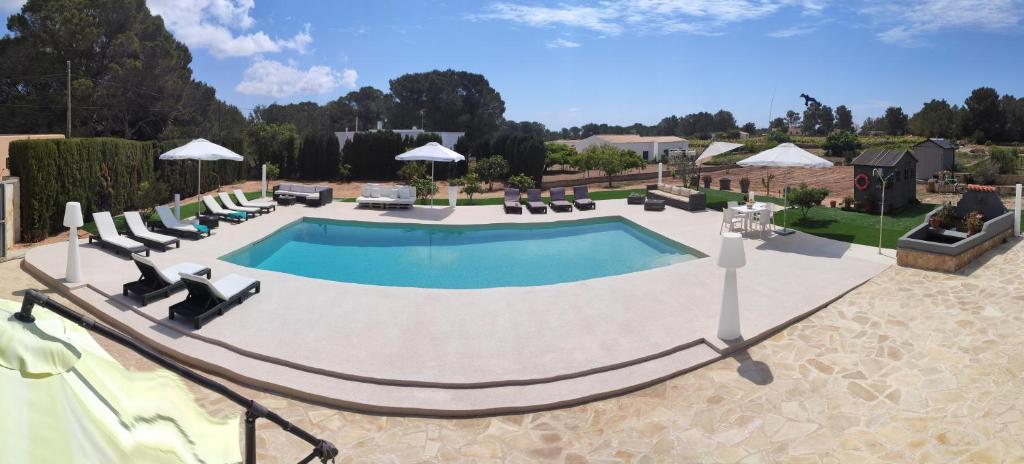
[24,199,891,413]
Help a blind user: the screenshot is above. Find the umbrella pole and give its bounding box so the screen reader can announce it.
[197,161,203,215]
[430,161,435,209]
[778,169,795,236]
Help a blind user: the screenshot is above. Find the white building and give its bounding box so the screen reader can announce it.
[335,124,465,151]
[554,134,688,162]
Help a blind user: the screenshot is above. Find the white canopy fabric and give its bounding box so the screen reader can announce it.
[158,138,244,162]
[395,142,466,162]
[695,141,743,166]
[395,142,466,207]
[737,143,832,168]
[158,139,245,215]
[0,299,240,463]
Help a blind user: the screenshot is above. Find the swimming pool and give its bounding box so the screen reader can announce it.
[221,217,704,289]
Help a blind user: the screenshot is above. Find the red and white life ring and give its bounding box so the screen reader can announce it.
[855,173,871,191]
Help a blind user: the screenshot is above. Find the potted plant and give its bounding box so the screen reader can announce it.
[719,177,732,191]
[739,177,750,194]
[842,195,854,210]
[829,199,837,208]
[689,174,700,188]
[448,177,464,207]
[702,175,712,189]
[965,211,984,236]
[932,202,955,229]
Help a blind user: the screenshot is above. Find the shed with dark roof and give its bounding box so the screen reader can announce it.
[913,138,956,179]
[852,148,917,212]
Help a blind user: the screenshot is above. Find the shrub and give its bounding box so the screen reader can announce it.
[823,131,861,159]
[265,163,281,181]
[411,176,438,200]
[842,195,854,209]
[342,131,406,180]
[788,183,829,218]
[136,180,170,220]
[990,147,1019,174]
[506,173,535,191]
[935,202,957,228]
[460,173,484,204]
[766,130,792,144]
[338,163,352,182]
[397,161,428,183]
[475,155,509,191]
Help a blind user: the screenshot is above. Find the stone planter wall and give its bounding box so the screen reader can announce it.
[897,209,1015,273]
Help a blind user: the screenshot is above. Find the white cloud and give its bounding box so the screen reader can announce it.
[546,38,582,48]
[768,25,818,38]
[235,59,356,98]
[147,0,314,58]
[862,0,1024,45]
[473,0,829,37]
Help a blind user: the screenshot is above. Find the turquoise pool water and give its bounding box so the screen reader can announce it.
[221,217,703,289]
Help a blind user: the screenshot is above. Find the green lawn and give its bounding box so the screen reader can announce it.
[82,191,265,235]
[772,202,936,249]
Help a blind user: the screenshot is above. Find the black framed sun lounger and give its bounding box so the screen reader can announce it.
[504,188,523,214]
[573,185,596,210]
[89,211,150,257]
[549,187,573,212]
[202,195,247,223]
[526,189,547,214]
[155,206,209,239]
[219,192,262,217]
[170,273,260,329]
[124,211,179,251]
[123,254,211,306]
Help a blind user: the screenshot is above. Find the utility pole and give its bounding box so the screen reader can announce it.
[66,60,71,137]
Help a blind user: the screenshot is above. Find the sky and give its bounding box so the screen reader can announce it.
[3,0,1024,131]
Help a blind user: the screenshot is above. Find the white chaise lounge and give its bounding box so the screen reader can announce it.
[218,192,261,216]
[89,212,149,257]
[233,189,275,212]
[202,196,247,222]
[155,206,209,239]
[124,211,179,250]
[357,184,417,209]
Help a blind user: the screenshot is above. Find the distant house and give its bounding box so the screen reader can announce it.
[738,131,750,140]
[852,148,917,212]
[787,126,803,136]
[556,134,688,162]
[335,122,465,151]
[912,138,956,180]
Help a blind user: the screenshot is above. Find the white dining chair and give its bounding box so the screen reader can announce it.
[727,201,739,209]
[721,208,744,234]
[756,207,774,239]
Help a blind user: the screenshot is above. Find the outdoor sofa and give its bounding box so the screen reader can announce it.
[272,183,333,206]
[170,273,261,329]
[124,211,180,251]
[645,184,707,211]
[123,254,210,306]
[356,183,417,209]
[89,212,150,257]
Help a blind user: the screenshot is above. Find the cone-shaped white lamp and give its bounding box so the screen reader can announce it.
[63,202,83,284]
[717,232,746,341]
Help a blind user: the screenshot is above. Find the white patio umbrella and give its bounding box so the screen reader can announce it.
[158,139,245,214]
[738,143,833,235]
[395,142,466,208]
[695,141,743,166]
[0,298,240,463]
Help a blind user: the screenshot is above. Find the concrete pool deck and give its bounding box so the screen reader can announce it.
[24,198,892,416]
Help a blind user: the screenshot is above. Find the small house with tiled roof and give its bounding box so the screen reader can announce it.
[913,138,956,180]
[852,148,917,212]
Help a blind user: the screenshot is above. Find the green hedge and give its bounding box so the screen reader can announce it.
[10,137,245,242]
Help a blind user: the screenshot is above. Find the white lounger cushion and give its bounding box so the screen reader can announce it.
[234,189,275,208]
[156,206,201,234]
[124,212,177,245]
[218,192,259,213]
[132,254,204,285]
[180,273,258,301]
[202,196,231,215]
[93,212,145,249]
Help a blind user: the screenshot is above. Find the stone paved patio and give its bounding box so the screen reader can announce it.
[3,233,1022,462]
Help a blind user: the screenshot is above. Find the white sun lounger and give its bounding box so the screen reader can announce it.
[218,192,261,216]
[233,189,275,212]
[89,212,149,256]
[202,195,247,222]
[155,206,208,239]
[124,211,179,250]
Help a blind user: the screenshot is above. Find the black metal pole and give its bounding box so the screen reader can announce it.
[15,289,338,464]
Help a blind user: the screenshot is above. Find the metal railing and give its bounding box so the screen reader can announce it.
[14,289,338,464]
